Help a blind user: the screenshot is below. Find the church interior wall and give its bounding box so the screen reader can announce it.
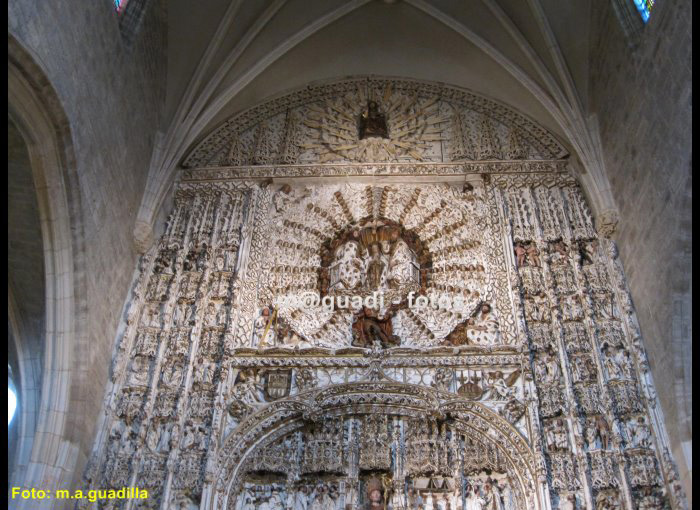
[9,0,168,491]
[588,0,692,500]
[5,1,691,509]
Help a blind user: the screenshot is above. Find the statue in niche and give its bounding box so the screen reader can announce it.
[534,349,561,385]
[558,493,576,510]
[359,101,389,140]
[501,397,526,424]
[366,243,389,291]
[363,477,387,510]
[636,488,663,510]
[626,416,653,449]
[193,357,215,386]
[482,481,503,510]
[146,425,160,452]
[174,302,194,327]
[550,240,569,265]
[162,362,184,387]
[594,491,621,510]
[389,239,419,288]
[465,483,486,510]
[352,306,400,348]
[294,486,310,510]
[525,242,541,267]
[156,423,172,452]
[514,241,541,268]
[514,242,527,268]
[544,418,569,451]
[613,348,634,380]
[128,357,150,386]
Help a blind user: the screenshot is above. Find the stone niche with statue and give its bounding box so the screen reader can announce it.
[82,78,686,510]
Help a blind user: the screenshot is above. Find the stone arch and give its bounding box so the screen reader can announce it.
[8,34,88,496]
[208,382,541,510]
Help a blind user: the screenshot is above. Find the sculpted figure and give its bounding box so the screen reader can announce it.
[465,484,485,510]
[550,240,568,264]
[636,488,662,510]
[466,304,500,345]
[601,345,622,380]
[558,494,576,510]
[366,243,389,291]
[614,349,634,379]
[513,243,527,268]
[146,425,159,451]
[594,491,620,510]
[578,240,597,266]
[482,482,503,510]
[352,307,400,348]
[627,416,652,448]
[525,242,541,267]
[162,363,184,387]
[359,101,388,139]
[365,479,385,510]
[389,239,418,287]
[481,371,517,400]
[181,426,196,449]
[156,423,171,452]
[253,307,277,347]
[228,369,266,418]
[536,350,561,385]
[294,487,309,510]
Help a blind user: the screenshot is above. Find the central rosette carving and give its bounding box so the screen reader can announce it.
[317,219,432,348]
[262,183,495,349]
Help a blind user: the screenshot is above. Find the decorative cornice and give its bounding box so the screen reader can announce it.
[181,160,569,182]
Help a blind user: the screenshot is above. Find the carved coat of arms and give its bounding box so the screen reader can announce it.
[264,370,292,400]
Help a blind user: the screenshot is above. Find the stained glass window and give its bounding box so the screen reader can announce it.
[633,0,655,23]
[8,372,17,426]
[114,0,129,14]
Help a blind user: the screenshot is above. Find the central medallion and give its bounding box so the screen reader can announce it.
[318,219,432,347]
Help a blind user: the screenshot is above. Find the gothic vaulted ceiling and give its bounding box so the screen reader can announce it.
[138,0,602,243]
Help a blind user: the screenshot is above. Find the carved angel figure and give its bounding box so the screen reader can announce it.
[228,369,266,420]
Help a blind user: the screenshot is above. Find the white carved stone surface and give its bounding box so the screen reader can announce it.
[182,78,568,169]
[82,80,685,510]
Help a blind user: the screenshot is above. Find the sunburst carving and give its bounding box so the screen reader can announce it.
[298,83,449,163]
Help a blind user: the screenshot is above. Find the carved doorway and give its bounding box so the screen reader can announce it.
[210,382,540,510]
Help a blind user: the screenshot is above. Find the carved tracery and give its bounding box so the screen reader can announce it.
[82,78,686,510]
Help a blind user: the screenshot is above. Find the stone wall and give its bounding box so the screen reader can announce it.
[588,0,692,501]
[8,0,167,490]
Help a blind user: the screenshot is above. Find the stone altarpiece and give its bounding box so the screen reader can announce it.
[82,79,686,510]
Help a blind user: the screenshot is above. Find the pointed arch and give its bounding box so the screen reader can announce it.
[8,34,88,497]
[209,382,542,510]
